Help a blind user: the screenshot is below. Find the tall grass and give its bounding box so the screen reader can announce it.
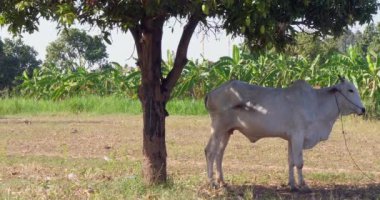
[0,96,207,116]
[17,62,140,100]
[4,45,380,117]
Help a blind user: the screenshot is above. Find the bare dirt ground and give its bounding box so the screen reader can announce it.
[0,115,380,199]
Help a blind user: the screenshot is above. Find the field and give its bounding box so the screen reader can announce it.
[0,114,380,199]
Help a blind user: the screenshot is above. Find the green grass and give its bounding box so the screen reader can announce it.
[166,99,207,115]
[1,95,377,118]
[0,96,207,116]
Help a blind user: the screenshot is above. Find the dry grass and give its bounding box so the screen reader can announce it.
[0,115,379,199]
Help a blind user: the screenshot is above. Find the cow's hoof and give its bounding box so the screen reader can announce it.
[289,186,300,193]
[218,181,227,188]
[300,186,312,193]
[210,182,218,189]
[208,180,227,190]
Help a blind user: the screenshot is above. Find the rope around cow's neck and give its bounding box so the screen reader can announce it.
[334,94,376,182]
[336,90,364,110]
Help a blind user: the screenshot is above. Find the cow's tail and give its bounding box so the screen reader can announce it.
[204,93,216,112]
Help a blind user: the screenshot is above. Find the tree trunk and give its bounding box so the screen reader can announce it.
[130,14,199,185]
[133,18,168,184]
[140,85,167,184]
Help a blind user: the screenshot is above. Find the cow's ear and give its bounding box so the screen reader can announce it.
[329,87,338,94]
[338,75,345,82]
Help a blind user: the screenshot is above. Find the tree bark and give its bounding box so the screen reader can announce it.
[140,86,167,184]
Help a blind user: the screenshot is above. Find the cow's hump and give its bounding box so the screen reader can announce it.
[290,80,312,90]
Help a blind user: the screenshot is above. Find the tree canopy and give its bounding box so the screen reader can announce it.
[0,1,377,49]
[356,23,380,53]
[0,37,41,90]
[44,28,108,70]
[284,22,380,61]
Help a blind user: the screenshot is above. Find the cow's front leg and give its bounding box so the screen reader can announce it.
[287,140,297,192]
[291,134,312,193]
[296,163,311,193]
[290,134,312,193]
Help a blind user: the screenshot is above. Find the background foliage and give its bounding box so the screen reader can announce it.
[1,23,380,117]
[0,38,41,91]
[13,44,379,117]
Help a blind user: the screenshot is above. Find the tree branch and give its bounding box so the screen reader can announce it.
[130,26,143,67]
[163,15,199,96]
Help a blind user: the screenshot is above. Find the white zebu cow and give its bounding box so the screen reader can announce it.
[204,77,365,192]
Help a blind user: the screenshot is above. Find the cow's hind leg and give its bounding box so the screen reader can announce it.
[205,134,216,186]
[205,128,231,188]
[215,130,232,187]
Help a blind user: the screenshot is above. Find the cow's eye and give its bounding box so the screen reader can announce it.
[348,89,354,93]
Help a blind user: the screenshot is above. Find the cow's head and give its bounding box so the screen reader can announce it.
[330,76,365,116]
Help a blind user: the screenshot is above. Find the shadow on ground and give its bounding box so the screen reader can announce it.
[0,118,107,124]
[198,183,380,199]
